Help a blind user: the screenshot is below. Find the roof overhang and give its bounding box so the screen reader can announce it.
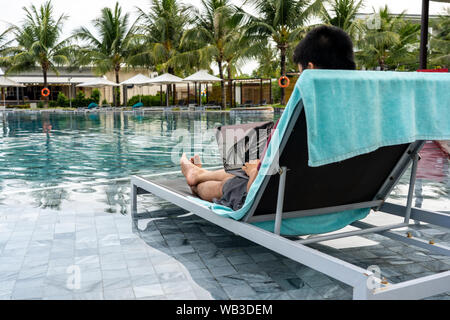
[9,76,101,85]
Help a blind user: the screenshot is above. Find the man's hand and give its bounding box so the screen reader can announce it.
[242,159,260,177]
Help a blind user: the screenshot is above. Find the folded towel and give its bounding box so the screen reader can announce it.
[299,70,450,167]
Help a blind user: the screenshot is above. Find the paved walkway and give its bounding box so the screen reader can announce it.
[0,190,449,300]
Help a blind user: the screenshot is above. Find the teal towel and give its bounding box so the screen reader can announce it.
[189,70,450,236]
[299,70,450,167]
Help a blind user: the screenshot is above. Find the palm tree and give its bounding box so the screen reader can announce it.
[0,27,14,102]
[246,0,323,105]
[252,44,280,78]
[386,20,421,70]
[136,0,194,75]
[429,8,450,68]
[355,6,420,71]
[4,1,71,105]
[0,27,14,60]
[321,0,364,38]
[222,10,252,107]
[136,0,195,104]
[74,2,140,107]
[181,0,243,108]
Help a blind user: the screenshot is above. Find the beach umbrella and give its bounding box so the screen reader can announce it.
[76,78,120,88]
[147,73,183,107]
[120,74,154,103]
[77,77,120,106]
[184,70,222,106]
[0,69,25,107]
[419,0,450,69]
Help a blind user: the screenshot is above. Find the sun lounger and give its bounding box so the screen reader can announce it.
[132,102,144,109]
[130,70,450,300]
[87,102,99,109]
[203,101,221,110]
[176,99,190,111]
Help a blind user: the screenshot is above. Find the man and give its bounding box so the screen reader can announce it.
[180,25,357,211]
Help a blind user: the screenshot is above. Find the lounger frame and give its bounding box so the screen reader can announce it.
[131,168,450,300]
[130,101,450,300]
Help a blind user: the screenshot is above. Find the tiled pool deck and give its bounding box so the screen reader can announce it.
[0,193,449,300]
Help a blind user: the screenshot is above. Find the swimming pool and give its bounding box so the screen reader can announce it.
[0,111,448,214]
[0,111,276,212]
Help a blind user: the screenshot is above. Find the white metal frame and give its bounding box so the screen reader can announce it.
[131,168,450,300]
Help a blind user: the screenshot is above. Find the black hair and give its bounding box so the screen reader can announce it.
[293,25,356,70]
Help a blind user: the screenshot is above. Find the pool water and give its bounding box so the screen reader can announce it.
[0,111,275,213]
[0,111,448,214]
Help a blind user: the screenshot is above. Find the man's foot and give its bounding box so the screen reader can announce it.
[190,155,202,168]
[180,153,204,186]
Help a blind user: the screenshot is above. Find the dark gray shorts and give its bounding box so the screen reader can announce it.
[213,175,249,211]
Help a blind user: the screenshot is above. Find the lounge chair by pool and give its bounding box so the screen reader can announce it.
[87,102,99,109]
[132,102,144,109]
[131,70,450,300]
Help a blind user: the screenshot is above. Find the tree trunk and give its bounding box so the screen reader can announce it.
[168,67,176,105]
[227,64,233,108]
[279,43,287,105]
[379,57,386,71]
[218,60,226,109]
[43,68,49,108]
[115,68,120,107]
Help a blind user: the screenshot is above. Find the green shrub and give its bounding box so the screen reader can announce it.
[127,93,166,107]
[91,89,101,104]
[37,101,44,108]
[71,90,97,108]
[271,82,281,104]
[49,100,58,108]
[57,92,69,107]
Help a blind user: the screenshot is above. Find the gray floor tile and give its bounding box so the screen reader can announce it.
[12,286,44,300]
[133,284,165,298]
[43,295,73,300]
[104,288,135,300]
[287,287,323,300]
[161,280,193,295]
[208,266,237,277]
[103,277,131,291]
[73,291,104,300]
[221,283,256,299]
[131,274,160,287]
[166,291,197,300]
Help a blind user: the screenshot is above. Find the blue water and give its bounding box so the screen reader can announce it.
[0,111,275,213]
[0,111,448,215]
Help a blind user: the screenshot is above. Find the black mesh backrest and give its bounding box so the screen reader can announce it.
[253,104,410,216]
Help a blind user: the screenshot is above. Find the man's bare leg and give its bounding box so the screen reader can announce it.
[194,180,229,202]
[180,154,233,186]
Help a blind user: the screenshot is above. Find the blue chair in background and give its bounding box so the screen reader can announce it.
[133,102,144,109]
[87,102,99,109]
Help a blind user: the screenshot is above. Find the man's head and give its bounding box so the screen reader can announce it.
[293,25,356,73]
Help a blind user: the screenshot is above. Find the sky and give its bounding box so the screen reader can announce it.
[1,0,448,74]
